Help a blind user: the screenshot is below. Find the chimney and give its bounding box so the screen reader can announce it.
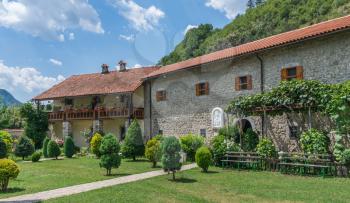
[118,60,127,72]
[101,64,109,74]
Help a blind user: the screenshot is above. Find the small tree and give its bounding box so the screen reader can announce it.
[121,120,145,161]
[300,129,329,154]
[15,136,34,160]
[42,137,50,158]
[64,136,75,158]
[99,134,121,176]
[47,140,61,159]
[180,134,204,161]
[0,130,14,153]
[195,146,212,172]
[0,138,7,158]
[145,137,161,167]
[161,136,182,180]
[0,159,20,191]
[90,133,103,158]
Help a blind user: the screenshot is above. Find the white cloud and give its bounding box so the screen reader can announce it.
[183,24,198,35]
[132,64,142,68]
[0,0,104,41]
[69,32,75,40]
[205,0,248,20]
[110,0,165,31]
[0,60,65,94]
[119,34,134,42]
[49,58,63,66]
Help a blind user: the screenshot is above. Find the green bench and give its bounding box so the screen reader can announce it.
[278,152,334,177]
[221,152,261,170]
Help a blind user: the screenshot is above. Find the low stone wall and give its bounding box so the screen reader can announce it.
[3,129,24,139]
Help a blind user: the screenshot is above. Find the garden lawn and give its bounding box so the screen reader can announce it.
[48,167,350,203]
[0,157,157,199]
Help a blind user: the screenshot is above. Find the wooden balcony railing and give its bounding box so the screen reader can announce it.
[48,107,144,121]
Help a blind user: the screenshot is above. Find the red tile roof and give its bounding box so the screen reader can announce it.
[144,15,350,79]
[34,66,160,100]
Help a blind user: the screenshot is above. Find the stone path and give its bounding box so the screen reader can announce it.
[0,163,197,203]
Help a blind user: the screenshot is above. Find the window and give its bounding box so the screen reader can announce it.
[64,98,74,106]
[235,75,252,91]
[156,90,166,102]
[289,124,299,139]
[281,66,303,81]
[195,82,209,96]
[200,129,207,137]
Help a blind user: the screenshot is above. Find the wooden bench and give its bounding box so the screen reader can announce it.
[221,152,261,170]
[277,153,334,177]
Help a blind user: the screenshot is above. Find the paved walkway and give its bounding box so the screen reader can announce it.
[0,163,197,203]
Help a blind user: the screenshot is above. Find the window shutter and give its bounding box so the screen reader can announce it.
[156,92,160,102]
[247,75,253,90]
[281,68,288,80]
[296,66,304,80]
[195,84,200,96]
[205,82,209,95]
[235,77,240,91]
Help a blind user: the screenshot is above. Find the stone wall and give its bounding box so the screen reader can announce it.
[148,29,350,151]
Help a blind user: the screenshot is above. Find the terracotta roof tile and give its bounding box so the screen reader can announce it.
[34,66,160,100]
[145,15,350,79]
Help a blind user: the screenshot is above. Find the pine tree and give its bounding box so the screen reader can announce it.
[47,140,61,159]
[42,137,50,158]
[247,0,255,9]
[15,136,34,160]
[121,120,145,161]
[161,136,182,180]
[99,134,121,176]
[64,136,75,158]
[255,0,264,6]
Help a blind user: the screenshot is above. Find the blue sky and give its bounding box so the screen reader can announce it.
[0,0,248,102]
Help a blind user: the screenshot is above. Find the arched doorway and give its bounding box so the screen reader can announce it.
[235,119,259,151]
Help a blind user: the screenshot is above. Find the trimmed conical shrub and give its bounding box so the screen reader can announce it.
[42,137,50,158]
[121,120,144,161]
[64,136,75,158]
[47,140,61,159]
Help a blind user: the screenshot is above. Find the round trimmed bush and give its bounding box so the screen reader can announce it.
[145,137,161,167]
[15,136,34,160]
[257,138,277,159]
[90,133,103,158]
[0,159,20,191]
[195,146,212,172]
[0,130,14,153]
[31,151,42,162]
[64,136,75,158]
[47,140,61,159]
[0,138,7,158]
[42,137,50,158]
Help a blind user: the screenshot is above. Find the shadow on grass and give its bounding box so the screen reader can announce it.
[124,159,149,163]
[204,171,219,174]
[170,178,197,183]
[106,173,132,177]
[1,187,25,194]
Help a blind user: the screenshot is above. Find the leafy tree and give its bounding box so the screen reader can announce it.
[20,103,48,149]
[42,137,50,158]
[161,136,182,180]
[90,133,103,158]
[145,137,162,167]
[121,120,145,161]
[47,140,60,159]
[99,134,121,176]
[195,146,212,172]
[247,0,255,9]
[64,136,75,158]
[242,129,259,152]
[15,136,34,160]
[0,159,20,191]
[0,130,14,153]
[0,138,7,158]
[180,134,204,161]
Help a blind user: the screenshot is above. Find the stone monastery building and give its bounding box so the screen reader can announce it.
[34,15,350,151]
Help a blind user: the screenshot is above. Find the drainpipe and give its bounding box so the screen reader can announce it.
[149,81,152,138]
[256,54,265,137]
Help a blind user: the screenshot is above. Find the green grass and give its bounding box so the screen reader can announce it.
[48,167,350,203]
[0,157,157,199]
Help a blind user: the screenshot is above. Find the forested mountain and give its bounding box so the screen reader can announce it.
[160,0,350,65]
[0,89,21,106]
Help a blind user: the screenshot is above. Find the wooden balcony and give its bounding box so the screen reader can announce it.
[48,107,144,121]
